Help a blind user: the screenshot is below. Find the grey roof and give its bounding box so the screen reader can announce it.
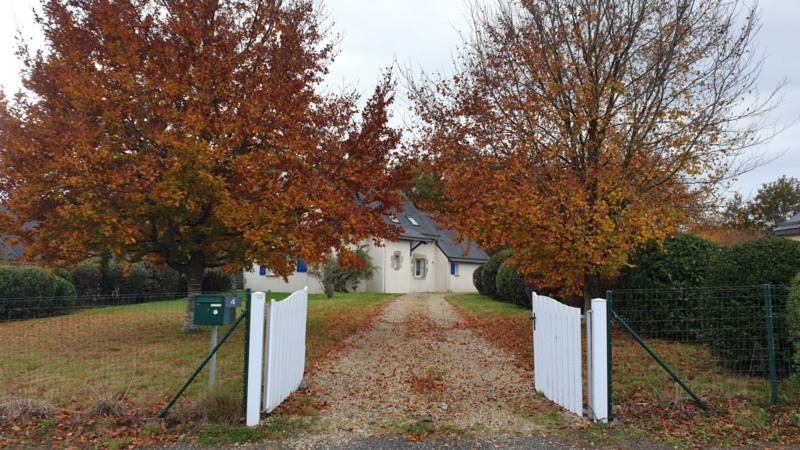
[385,199,490,264]
[774,212,800,236]
[0,236,23,262]
[0,205,33,262]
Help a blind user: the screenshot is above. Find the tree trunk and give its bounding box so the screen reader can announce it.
[182,262,204,333]
[583,272,601,311]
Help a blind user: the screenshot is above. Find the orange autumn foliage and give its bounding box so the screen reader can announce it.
[0,0,408,285]
[410,0,774,298]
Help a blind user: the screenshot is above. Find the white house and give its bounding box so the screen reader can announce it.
[243,200,489,294]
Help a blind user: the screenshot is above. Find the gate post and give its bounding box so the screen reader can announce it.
[606,290,613,421]
[590,298,609,422]
[763,284,779,404]
[246,291,266,427]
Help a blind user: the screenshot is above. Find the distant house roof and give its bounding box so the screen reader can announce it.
[384,199,490,264]
[0,236,23,262]
[774,213,800,236]
[0,205,34,262]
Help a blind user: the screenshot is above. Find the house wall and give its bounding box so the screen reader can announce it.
[434,247,449,292]
[382,240,412,293]
[362,240,385,293]
[243,268,324,294]
[449,262,480,293]
[410,242,437,293]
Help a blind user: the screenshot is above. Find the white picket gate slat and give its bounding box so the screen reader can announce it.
[532,292,582,416]
[263,287,308,413]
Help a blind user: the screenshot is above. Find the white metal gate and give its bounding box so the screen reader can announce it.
[263,287,308,412]
[245,287,309,426]
[532,292,583,416]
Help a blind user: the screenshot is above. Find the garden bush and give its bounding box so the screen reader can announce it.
[495,262,529,307]
[0,265,76,320]
[788,273,800,377]
[617,234,722,290]
[70,259,183,303]
[473,264,485,295]
[614,235,721,341]
[705,237,800,376]
[202,268,233,292]
[480,250,511,299]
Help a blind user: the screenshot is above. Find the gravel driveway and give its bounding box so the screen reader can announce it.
[281,293,580,449]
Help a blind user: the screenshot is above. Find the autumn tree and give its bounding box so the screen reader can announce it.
[409,0,777,301]
[0,0,407,331]
[751,176,800,228]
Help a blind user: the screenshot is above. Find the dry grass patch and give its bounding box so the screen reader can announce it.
[0,399,55,421]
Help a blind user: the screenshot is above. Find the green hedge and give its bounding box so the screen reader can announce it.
[617,235,722,290]
[70,259,183,303]
[788,273,800,377]
[0,266,77,320]
[480,250,511,299]
[202,268,233,292]
[705,237,800,376]
[473,264,485,295]
[614,235,721,341]
[496,262,528,307]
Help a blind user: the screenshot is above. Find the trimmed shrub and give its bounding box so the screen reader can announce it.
[495,262,529,307]
[202,268,233,292]
[788,273,800,376]
[0,265,77,320]
[481,250,511,299]
[614,235,721,341]
[706,237,800,376]
[473,264,485,295]
[70,259,183,303]
[617,234,722,290]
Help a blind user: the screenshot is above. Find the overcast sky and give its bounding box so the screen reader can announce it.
[1,0,797,198]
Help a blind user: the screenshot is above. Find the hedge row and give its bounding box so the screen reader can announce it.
[0,265,76,320]
[0,260,234,320]
[67,260,232,303]
[474,250,531,308]
[617,235,800,377]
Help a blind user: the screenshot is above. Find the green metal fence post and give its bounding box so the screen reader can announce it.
[763,284,779,404]
[242,288,252,415]
[606,290,613,422]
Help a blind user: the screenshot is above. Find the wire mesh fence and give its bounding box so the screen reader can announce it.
[0,291,247,420]
[610,285,796,417]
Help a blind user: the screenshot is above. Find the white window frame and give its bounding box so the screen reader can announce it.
[391,252,402,270]
[413,257,427,279]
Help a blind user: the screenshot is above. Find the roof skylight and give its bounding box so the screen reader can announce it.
[408,217,419,226]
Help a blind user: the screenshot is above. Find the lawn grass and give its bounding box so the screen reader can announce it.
[447,292,800,448]
[0,290,394,447]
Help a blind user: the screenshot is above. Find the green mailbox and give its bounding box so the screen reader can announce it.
[194,295,236,326]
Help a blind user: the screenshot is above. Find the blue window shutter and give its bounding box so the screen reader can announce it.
[296,259,308,273]
[450,262,457,275]
[259,266,266,276]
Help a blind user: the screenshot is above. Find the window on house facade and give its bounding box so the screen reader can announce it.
[259,266,275,276]
[296,259,308,273]
[414,257,427,279]
[391,252,402,270]
[450,262,459,276]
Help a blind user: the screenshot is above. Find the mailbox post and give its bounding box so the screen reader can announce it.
[194,294,240,389]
